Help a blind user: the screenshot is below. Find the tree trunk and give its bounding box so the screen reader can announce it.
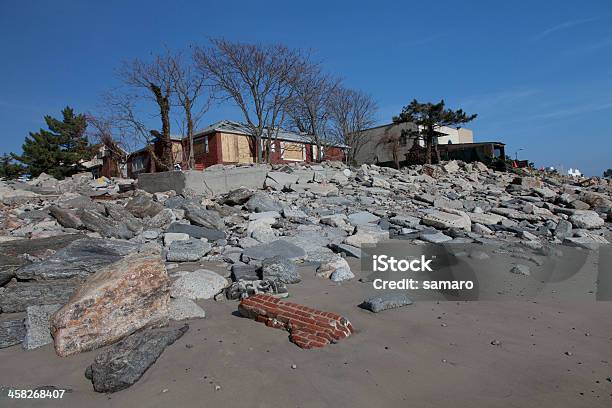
[185,99,194,169]
[426,136,432,165]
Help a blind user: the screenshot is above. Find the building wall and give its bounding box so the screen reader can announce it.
[352,122,473,165]
[130,131,346,174]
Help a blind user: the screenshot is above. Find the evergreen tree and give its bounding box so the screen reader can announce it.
[12,107,95,179]
[393,100,477,164]
[0,153,25,179]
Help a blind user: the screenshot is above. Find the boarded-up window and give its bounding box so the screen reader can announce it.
[281,142,304,161]
[221,133,253,163]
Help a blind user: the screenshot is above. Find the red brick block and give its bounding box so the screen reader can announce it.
[238,294,353,349]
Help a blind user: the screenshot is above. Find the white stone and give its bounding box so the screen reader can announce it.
[163,232,190,247]
[170,269,227,300]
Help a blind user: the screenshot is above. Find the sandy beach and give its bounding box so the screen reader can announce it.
[2,254,610,408]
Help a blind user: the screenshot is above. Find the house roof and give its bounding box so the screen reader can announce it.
[194,120,348,148]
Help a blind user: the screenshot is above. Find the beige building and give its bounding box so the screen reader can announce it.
[353,122,473,165]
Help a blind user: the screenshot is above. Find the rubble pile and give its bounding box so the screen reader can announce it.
[0,160,610,391]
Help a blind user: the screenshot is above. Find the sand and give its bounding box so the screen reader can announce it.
[1,252,611,408]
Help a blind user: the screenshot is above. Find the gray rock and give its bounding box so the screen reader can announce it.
[563,235,609,249]
[85,325,188,393]
[348,211,379,226]
[183,203,224,230]
[170,269,227,299]
[125,195,163,218]
[166,222,225,241]
[569,211,604,229]
[231,264,260,282]
[224,279,288,301]
[146,208,175,229]
[316,257,353,281]
[0,280,79,313]
[419,231,452,243]
[389,215,421,228]
[282,208,309,222]
[554,219,573,239]
[261,257,300,284]
[163,196,187,209]
[166,239,211,262]
[360,292,413,313]
[23,304,61,350]
[242,239,306,261]
[0,317,26,348]
[245,192,282,213]
[142,230,160,240]
[223,188,254,205]
[163,232,189,246]
[49,206,83,229]
[16,238,139,280]
[168,298,206,321]
[329,243,362,258]
[104,202,143,233]
[77,209,132,239]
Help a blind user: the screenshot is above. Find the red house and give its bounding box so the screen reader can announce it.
[126,120,347,178]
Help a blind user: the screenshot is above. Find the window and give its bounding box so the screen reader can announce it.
[194,137,209,156]
[281,142,305,161]
[132,156,145,172]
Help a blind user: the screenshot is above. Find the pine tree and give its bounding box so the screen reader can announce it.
[12,107,95,179]
[393,100,477,164]
[0,153,25,179]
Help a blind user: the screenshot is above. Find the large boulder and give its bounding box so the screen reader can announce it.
[166,238,211,262]
[49,206,83,229]
[261,257,300,284]
[16,238,139,280]
[569,211,604,229]
[0,279,80,313]
[77,209,133,239]
[50,251,170,357]
[223,187,254,205]
[125,195,163,218]
[85,326,188,393]
[183,203,224,230]
[245,192,282,213]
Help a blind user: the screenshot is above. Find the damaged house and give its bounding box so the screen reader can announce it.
[126,120,347,178]
[353,121,504,167]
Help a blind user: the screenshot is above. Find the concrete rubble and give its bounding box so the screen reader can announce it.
[0,160,611,389]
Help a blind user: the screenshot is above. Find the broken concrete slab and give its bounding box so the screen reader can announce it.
[138,167,268,196]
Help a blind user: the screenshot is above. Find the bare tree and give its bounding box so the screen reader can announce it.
[286,63,340,161]
[328,86,378,165]
[168,49,209,169]
[118,53,177,170]
[194,39,300,163]
[86,114,127,177]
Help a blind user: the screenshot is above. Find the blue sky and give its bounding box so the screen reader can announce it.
[1,0,611,175]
